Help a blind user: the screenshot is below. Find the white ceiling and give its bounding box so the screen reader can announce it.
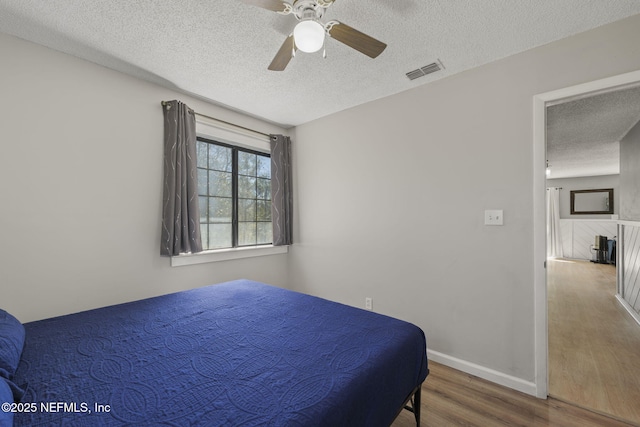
[1,0,640,129]
[2,1,640,179]
[546,85,640,179]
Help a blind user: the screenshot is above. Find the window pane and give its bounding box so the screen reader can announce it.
[195,140,275,250]
[257,222,272,245]
[256,200,271,221]
[199,196,208,222]
[197,141,208,168]
[197,169,208,196]
[200,224,209,250]
[257,155,270,178]
[209,171,232,197]
[238,176,256,198]
[238,199,256,222]
[209,144,232,172]
[238,222,257,246]
[209,197,232,223]
[209,224,232,249]
[238,152,257,176]
[256,178,271,200]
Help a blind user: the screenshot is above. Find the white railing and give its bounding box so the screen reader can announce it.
[617,220,640,326]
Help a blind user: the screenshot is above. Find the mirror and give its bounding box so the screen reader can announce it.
[570,188,614,215]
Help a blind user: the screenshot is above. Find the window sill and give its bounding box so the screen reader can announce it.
[170,245,288,267]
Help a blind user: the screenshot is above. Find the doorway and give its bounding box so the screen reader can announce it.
[547,258,640,423]
[533,70,640,413]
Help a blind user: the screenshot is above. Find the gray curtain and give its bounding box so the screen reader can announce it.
[270,134,293,246]
[161,100,202,256]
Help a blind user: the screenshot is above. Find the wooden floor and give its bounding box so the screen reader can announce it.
[548,258,640,425]
[392,361,635,427]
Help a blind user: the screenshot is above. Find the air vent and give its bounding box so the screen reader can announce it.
[406,60,444,81]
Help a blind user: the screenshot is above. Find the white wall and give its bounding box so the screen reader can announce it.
[290,14,640,387]
[559,219,617,260]
[546,175,619,219]
[620,119,640,221]
[0,33,289,323]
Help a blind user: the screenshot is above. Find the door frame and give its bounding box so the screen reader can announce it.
[533,69,640,398]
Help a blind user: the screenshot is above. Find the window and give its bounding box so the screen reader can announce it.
[196,137,272,250]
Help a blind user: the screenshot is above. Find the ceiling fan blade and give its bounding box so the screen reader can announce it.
[268,35,297,71]
[327,21,387,58]
[239,0,291,13]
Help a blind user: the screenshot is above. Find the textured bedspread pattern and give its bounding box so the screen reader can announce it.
[13,280,428,426]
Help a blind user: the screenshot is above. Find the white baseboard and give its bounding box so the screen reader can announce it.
[615,294,640,327]
[427,349,538,397]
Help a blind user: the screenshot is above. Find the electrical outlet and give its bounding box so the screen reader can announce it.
[365,297,372,311]
[484,209,504,226]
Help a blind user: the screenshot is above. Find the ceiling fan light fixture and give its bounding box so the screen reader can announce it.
[293,19,325,53]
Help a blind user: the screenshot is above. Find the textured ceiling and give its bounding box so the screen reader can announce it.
[1,0,640,129]
[547,85,640,179]
[2,1,640,178]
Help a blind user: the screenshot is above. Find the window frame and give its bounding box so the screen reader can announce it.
[170,116,288,267]
[197,137,273,250]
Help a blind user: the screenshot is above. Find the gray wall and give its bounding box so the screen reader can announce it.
[3,12,640,395]
[0,33,289,323]
[546,175,619,219]
[290,13,640,385]
[620,119,640,220]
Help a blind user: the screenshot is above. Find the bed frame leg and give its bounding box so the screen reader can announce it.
[413,386,421,426]
[402,385,422,427]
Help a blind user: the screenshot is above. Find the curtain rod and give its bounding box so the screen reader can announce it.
[161,101,271,139]
[547,187,563,190]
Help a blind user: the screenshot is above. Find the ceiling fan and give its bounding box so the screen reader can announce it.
[240,0,387,71]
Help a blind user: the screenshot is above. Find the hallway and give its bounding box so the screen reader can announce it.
[548,258,640,425]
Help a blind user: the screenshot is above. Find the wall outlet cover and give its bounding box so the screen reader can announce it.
[485,209,504,225]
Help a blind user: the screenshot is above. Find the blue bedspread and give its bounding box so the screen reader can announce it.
[13,280,428,426]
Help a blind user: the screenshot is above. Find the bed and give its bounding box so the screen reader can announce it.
[1,279,428,426]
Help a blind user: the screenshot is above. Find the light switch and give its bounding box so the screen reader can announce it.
[484,209,504,226]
